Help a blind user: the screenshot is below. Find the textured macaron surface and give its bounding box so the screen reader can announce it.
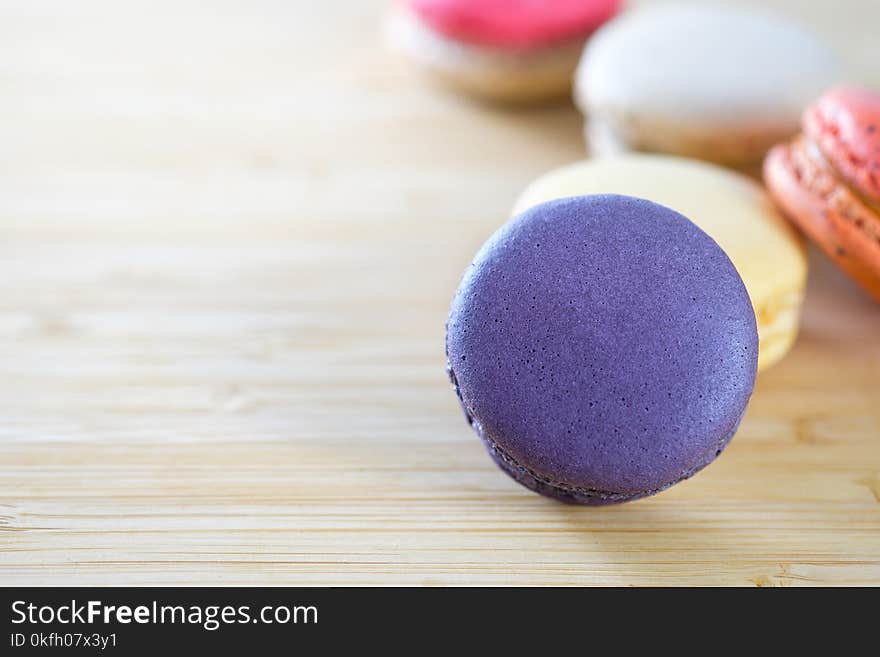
[804,86,880,203]
[576,5,840,133]
[764,138,880,301]
[511,156,807,371]
[512,156,806,299]
[407,0,621,48]
[446,195,758,499]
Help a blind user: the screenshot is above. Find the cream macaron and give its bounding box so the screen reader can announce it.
[513,155,808,370]
[574,4,842,169]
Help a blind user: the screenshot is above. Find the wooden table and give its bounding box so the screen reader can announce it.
[1,0,878,586]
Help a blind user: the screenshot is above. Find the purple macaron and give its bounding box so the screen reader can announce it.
[446,194,758,504]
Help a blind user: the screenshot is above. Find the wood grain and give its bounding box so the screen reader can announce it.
[0,0,878,586]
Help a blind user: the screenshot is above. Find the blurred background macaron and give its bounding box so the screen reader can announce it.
[764,86,880,301]
[575,4,842,170]
[385,0,621,103]
[514,155,808,370]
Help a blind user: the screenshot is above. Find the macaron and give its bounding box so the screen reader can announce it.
[574,4,842,168]
[513,155,808,370]
[386,0,621,102]
[446,195,758,504]
[764,86,880,301]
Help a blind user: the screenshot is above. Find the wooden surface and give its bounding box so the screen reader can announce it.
[1,0,879,586]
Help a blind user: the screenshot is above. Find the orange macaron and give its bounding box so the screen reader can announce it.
[764,86,880,301]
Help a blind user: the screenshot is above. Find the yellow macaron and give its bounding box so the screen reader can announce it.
[513,155,807,371]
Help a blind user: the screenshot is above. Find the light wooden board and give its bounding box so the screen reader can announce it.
[1,0,879,586]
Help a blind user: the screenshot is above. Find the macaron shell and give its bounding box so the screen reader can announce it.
[407,0,621,49]
[480,409,743,504]
[764,140,880,301]
[447,195,758,498]
[575,5,842,165]
[513,155,808,369]
[803,86,880,203]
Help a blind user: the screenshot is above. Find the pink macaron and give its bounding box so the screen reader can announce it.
[386,0,622,102]
[410,0,622,48]
[765,86,880,301]
[802,86,880,203]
